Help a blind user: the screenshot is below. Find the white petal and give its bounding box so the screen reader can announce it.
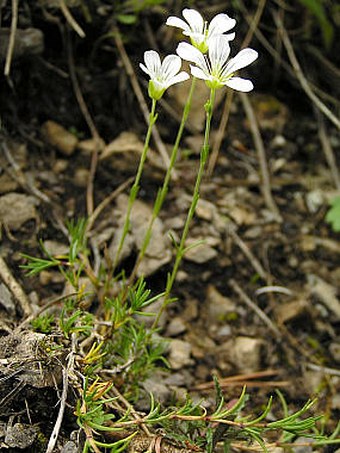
[182,8,204,33]
[139,63,151,77]
[208,14,236,37]
[224,32,236,41]
[225,77,254,92]
[166,71,190,88]
[176,42,208,71]
[207,33,235,51]
[166,16,190,33]
[144,50,161,76]
[225,48,258,75]
[162,54,182,80]
[209,35,230,70]
[190,65,209,80]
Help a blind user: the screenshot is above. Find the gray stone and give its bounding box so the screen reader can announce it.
[205,285,236,322]
[292,437,314,452]
[41,120,78,156]
[307,274,340,320]
[0,193,39,230]
[166,317,187,337]
[184,241,217,264]
[5,423,39,449]
[218,336,264,373]
[143,374,170,404]
[43,240,69,256]
[0,28,44,61]
[0,283,16,316]
[61,441,79,453]
[168,339,192,370]
[232,336,264,372]
[196,199,217,221]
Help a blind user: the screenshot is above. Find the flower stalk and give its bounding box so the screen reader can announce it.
[128,77,197,285]
[111,99,158,276]
[153,87,216,328]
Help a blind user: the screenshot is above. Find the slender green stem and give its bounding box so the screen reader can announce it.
[111,99,158,276]
[129,78,197,284]
[153,87,216,328]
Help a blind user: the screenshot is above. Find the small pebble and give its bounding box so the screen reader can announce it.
[168,339,192,370]
[41,120,78,156]
[184,242,217,264]
[166,317,187,337]
[74,168,89,187]
[0,193,38,230]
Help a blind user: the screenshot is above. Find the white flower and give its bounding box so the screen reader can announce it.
[177,35,258,92]
[140,50,189,100]
[166,8,236,53]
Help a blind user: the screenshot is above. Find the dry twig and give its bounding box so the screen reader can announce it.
[45,334,77,453]
[255,286,292,297]
[66,29,103,216]
[306,363,340,378]
[239,93,281,221]
[46,354,68,453]
[1,138,51,204]
[85,177,134,235]
[226,222,269,281]
[242,0,267,48]
[59,0,85,38]
[194,369,289,390]
[229,278,281,337]
[111,385,151,437]
[4,0,18,77]
[0,256,31,317]
[274,13,340,130]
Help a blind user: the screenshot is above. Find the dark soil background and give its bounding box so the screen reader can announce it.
[0,0,339,452]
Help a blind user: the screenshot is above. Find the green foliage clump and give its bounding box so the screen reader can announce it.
[31,314,55,333]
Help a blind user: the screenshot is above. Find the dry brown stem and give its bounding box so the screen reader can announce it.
[239,93,281,221]
[229,278,281,337]
[194,369,289,390]
[59,0,85,38]
[274,13,340,130]
[66,30,103,216]
[111,385,151,437]
[4,0,18,77]
[1,138,51,204]
[226,222,270,281]
[0,256,31,316]
[85,177,134,235]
